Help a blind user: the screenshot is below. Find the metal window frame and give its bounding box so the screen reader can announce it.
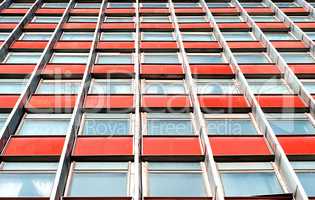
[35,79,82,95]
[49,52,89,64]
[140,16,172,23]
[100,32,135,41]
[31,16,62,23]
[95,52,134,64]
[68,16,99,23]
[103,16,135,23]
[19,32,53,40]
[41,2,69,8]
[3,52,42,64]
[141,31,175,41]
[107,2,135,8]
[141,79,188,95]
[141,52,182,64]
[60,32,95,41]
[88,78,134,94]
[195,78,241,95]
[73,2,102,8]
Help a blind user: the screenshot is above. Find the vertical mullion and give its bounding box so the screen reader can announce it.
[168,1,225,199]
[0,0,13,10]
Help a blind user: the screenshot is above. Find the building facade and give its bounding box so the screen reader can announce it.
[0,0,314,199]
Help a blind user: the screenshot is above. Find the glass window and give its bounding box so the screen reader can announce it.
[177,16,208,23]
[81,113,131,135]
[50,53,89,64]
[36,80,81,94]
[280,53,315,63]
[275,2,300,7]
[68,16,98,23]
[187,53,225,64]
[4,52,42,64]
[146,113,194,135]
[291,161,315,197]
[145,162,209,197]
[142,32,174,41]
[290,16,315,22]
[264,32,296,40]
[0,79,28,94]
[104,17,134,22]
[42,2,68,8]
[32,16,61,23]
[17,114,71,135]
[141,16,170,22]
[74,2,101,8]
[223,32,255,41]
[143,81,186,94]
[207,2,232,7]
[0,32,10,40]
[251,15,280,22]
[182,32,214,41]
[241,2,267,7]
[60,32,94,40]
[101,32,134,41]
[141,3,168,8]
[9,3,33,8]
[96,53,133,64]
[142,53,179,64]
[247,79,292,94]
[20,32,52,40]
[214,16,244,22]
[306,32,315,40]
[0,114,8,131]
[301,80,315,93]
[89,79,133,94]
[234,53,270,63]
[196,79,239,94]
[0,16,23,23]
[174,3,200,7]
[107,2,134,8]
[206,114,258,135]
[267,113,315,135]
[67,162,129,197]
[311,2,315,7]
[0,162,57,197]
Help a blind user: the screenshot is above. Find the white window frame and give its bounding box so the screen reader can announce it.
[181,32,215,41]
[222,32,256,41]
[140,16,171,23]
[141,79,187,95]
[266,113,315,129]
[141,32,175,41]
[174,2,201,8]
[74,2,102,8]
[49,53,89,64]
[176,15,209,23]
[140,3,169,8]
[60,32,95,41]
[195,79,241,94]
[35,79,81,94]
[264,31,297,40]
[186,53,227,64]
[206,2,232,7]
[103,16,135,23]
[280,52,315,63]
[19,32,52,40]
[3,52,42,64]
[42,2,69,8]
[233,52,272,63]
[31,16,61,23]
[0,78,29,94]
[95,53,134,64]
[214,16,244,22]
[9,2,33,8]
[107,2,135,8]
[247,78,293,94]
[68,16,98,23]
[141,53,181,64]
[100,32,135,41]
[88,79,134,94]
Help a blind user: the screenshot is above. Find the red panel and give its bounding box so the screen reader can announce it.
[54,41,92,50]
[198,95,250,109]
[70,8,99,14]
[142,137,203,156]
[84,95,134,109]
[141,64,184,77]
[289,64,315,75]
[281,7,308,14]
[10,41,47,50]
[105,8,135,15]
[0,23,17,30]
[140,23,174,30]
[101,23,135,31]
[256,22,289,31]
[73,136,133,156]
[139,8,169,14]
[179,23,212,31]
[271,41,307,50]
[209,136,272,156]
[295,22,315,30]
[190,64,233,76]
[3,137,65,156]
[24,23,57,30]
[239,64,281,75]
[92,64,134,76]
[0,8,28,14]
[35,8,65,15]
[218,22,250,30]
[244,7,274,14]
[26,95,77,110]
[42,64,85,77]
[209,7,240,15]
[142,95,192,109]
[175,8,205,14]
[184,41,221,51]
[256,95,307,109]
[278,136,315,155]
[0,64,35,75]
[62,23,96,30]
[227,41,265,51]
[0,95,19,109]
[140,41,178,51]
[97,42,135,51]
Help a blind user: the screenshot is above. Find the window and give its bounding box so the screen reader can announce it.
[241,2,267,7]
[311,2,315,7]
[207,2,232,7]
[251,15,280,22]
[174,3,200,8]
[50,53,89,64]
[206,114,259,135]
[66,162,130,197]
[247,79,292,94]
[218,162,284,196]
[144,162,210,197]
[267,113,315,135]
[96,53,133,64]
[196,79,240,94]
[107,2,134,8]
[141,16,170,23]
[264,32,296,40]
[143,80,186,94]
[301,79,315,94]
[0,32,10,40]
[42,2,68,8]
[0,16,23,23]
[104,17,134,22]
[17,114,71,135]
[223,32,256,41]
[101,32,134,41]
[290,16,315,22]
[177,16,208,23]
[141,3,168,8]
[74,2,101,8]
[36,80,81,94]
[275,2,300,7]
[306,32,315,40]
[142,32,174,41]
[4,52,42,64]
[0,114,8,131]
[291,161,315,197]
[142,53,180,64]
[89,79,133,94]
[182,32,214,41]
[187,53,225,64]
[80,113,131,135]
[280,52,315,63]
[9,2,33,8]
[144,113,194,135]
[60,32,94,40]
[0,162,57,197]
[214,16,244,22]
[0,79,29,94]
[32,16,61,23]
[234,53,270,63]
[20,32,52,40]
[68,16,98,23]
